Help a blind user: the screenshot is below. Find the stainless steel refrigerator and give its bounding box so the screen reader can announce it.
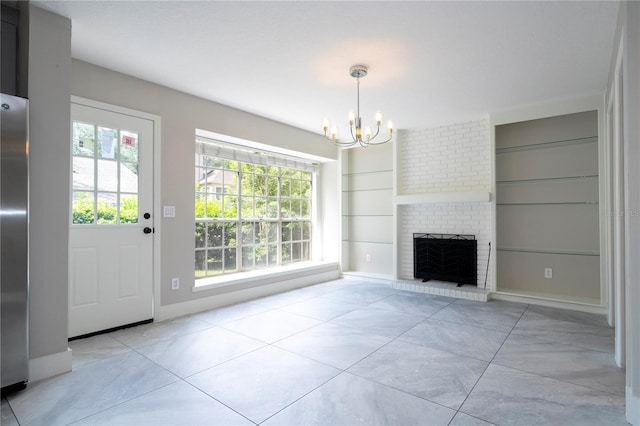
[1,93,29,391]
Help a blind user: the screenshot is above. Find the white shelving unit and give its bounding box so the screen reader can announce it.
[394,191,491,205]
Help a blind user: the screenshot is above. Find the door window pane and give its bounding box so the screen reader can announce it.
[73,157,94,190]
[96,192,117,224]
[120,194,138,224]
[98,127,117,159]
[119,130,139,163]
[97,159,118,192]
[121,162,139,193]
[72,192,95,224]
[73,122,95,157]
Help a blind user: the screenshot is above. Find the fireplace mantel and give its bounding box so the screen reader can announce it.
[393,191,491,205]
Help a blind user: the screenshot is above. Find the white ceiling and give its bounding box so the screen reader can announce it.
[34,0,620,135]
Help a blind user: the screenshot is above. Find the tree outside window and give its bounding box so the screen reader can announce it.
[195,152,312,278]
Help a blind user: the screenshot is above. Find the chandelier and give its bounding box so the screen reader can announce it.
[322,65,394,147]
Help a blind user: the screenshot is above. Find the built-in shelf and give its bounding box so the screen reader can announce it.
[342,240,393,244]
[342,188,393,193]
[497,202,598,206]
[341,169,393,176]
[495,136,597,153]
[496,175,598,184]
[497,247,599,256]
[393,191,491,205]
[342,214,393,217]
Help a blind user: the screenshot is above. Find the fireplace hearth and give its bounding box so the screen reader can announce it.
[413,233,477,286]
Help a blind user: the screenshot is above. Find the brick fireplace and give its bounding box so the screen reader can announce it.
[394,118,492,299]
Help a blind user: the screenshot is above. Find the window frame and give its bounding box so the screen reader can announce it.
[194,137,316,281]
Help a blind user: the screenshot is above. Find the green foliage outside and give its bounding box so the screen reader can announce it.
[195,157,312,278]
[73,193,139,224]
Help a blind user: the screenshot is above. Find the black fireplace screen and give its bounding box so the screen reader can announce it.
[413,233,477,286]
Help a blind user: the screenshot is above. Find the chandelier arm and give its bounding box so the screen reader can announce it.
[370,125,381,141]
[364,133,393,145]
[333,139,358,147]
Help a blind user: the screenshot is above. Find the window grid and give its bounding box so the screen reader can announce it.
[71,121,140,225]
[195,156,312,278]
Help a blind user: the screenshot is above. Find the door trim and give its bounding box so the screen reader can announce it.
[70,96,162,322]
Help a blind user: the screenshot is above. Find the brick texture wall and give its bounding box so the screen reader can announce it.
[396,119,493,288]
[398,120,490,193]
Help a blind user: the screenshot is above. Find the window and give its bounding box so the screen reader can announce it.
[71,121,139,225]
[195,137,315,279]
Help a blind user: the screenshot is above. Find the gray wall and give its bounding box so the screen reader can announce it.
[318,160,340,264]
[612,1,640,422]
[495,111,600,303]
[26,6,340,369]
[28,6,71,359]
[71,60,339,307]
[341,143,394,276]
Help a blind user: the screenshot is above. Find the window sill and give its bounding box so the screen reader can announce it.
[192,261,339,293]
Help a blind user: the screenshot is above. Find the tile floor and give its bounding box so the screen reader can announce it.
[1,279,629,425]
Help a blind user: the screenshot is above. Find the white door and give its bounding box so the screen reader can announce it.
[69,101,154,338]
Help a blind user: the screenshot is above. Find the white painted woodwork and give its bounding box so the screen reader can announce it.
[68,102,154,338]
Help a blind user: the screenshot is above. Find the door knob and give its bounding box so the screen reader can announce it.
[143,227,153,234]
[143,212,151,219]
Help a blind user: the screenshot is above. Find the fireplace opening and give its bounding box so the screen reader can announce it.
[413,233,477,287]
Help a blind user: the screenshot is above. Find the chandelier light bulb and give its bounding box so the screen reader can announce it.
[365,127,373,140]
[322,118,330,131]
[348,110,355,124]
[322,65,394,147]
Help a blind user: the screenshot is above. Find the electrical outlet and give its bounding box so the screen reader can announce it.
[366,254,371,262]
[171,277,180,290]
[544,268,553,279]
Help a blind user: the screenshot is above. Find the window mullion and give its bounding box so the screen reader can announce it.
[277,170,282,266]
[237,168,243,272]
[93,124,98,224]
[116,129,121,224]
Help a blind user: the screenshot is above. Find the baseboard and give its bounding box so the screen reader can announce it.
[491,292,607,315]
[155,267,340,322]
[628,386,640,426]
[29,348,72,383]
[341,271,394,284]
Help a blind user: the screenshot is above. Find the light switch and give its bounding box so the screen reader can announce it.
[163,205,176,218]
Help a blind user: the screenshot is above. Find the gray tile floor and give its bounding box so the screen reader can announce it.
[1,279,629,425]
